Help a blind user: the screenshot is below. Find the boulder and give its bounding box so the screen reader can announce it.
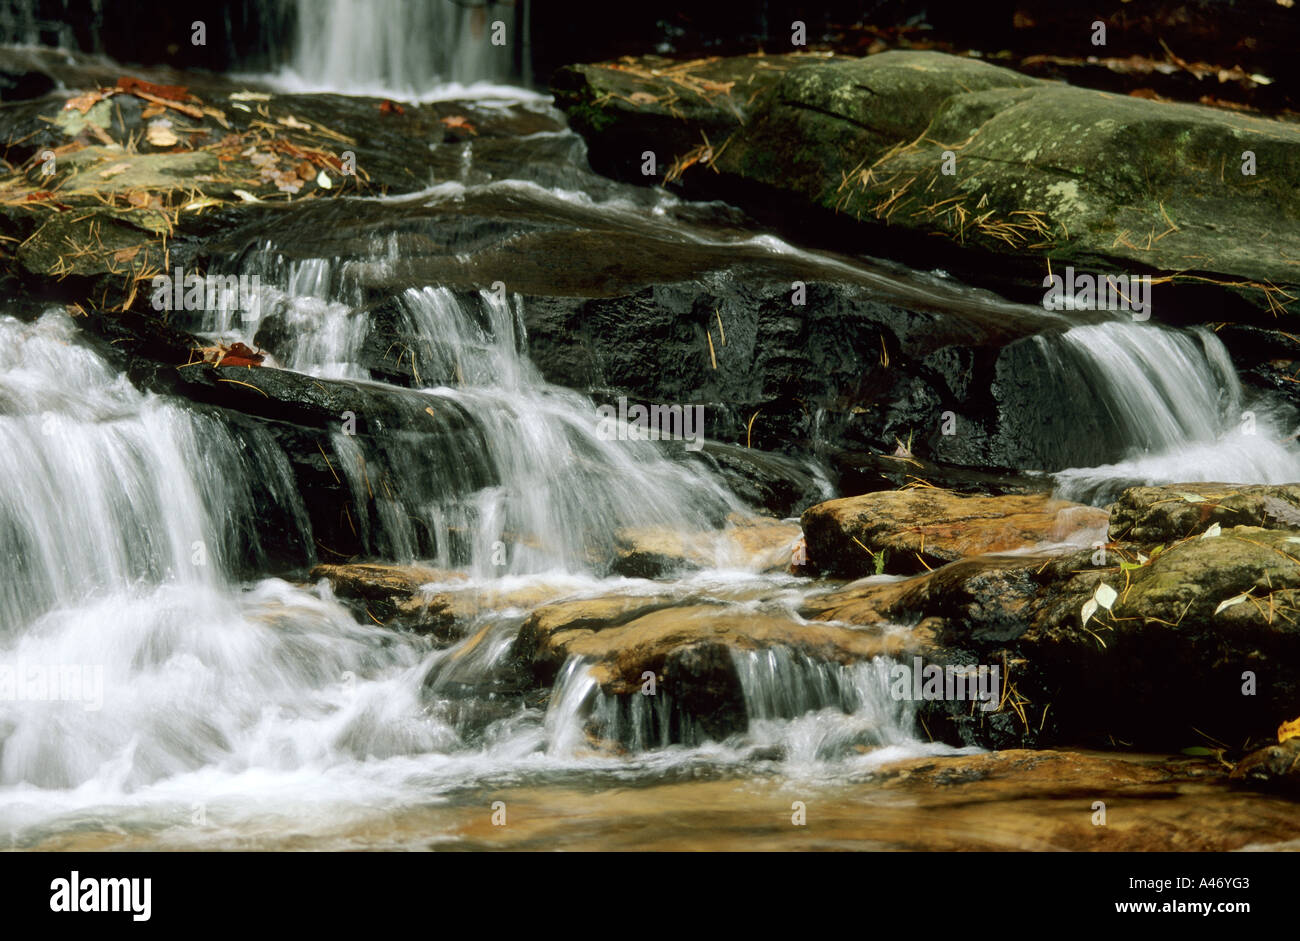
[1108,482,1300,543]
[800,489,1107,576]
[557,49,1300,316]
[1231,737,1300,795]
[1015,525,1300,748]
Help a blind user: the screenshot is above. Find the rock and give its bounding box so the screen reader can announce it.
[611,516,801,577]
[826,447,1048,499]
[1015,526,1300,749]
[805,520,1300,751]
[312,562,585,643]
[1231,737,1300,794]
[803,553,1048,643]
[534,603,933,692]
[1108,482,1300,543]
[800,489,1107,576]
[557,49,1300,316]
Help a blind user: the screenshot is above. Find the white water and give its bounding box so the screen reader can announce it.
[200,236,745,575]
[0,306,929,848]
[1041,321,1300,501]
[276,0,530,97]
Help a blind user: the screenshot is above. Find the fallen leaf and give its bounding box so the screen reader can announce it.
[146,119,179,148]
[1214,592,1251,615]
[232,189,261,202]
[181,197,222,212]
[379,100,406,115]
[64,90,109,114]
[117,75,189,101]
[1081,597,1099,628]
[202,106,230,129]
[1280,716,1300,743]
[126,190,152,209]
[112,245,141,264]
[98,162,132,179]
[1094,582,1117,610]
[229,91,272,101]
[295,159,316,180]
[440,114,476,134]
[316,169,332,189]
[1201,522,1222,539]
[220,342,265,367]
[277,115,313,130]
[140,103,166,119]
[627,92,658,104]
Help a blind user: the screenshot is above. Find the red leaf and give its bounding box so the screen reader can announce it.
[117,76,190,102]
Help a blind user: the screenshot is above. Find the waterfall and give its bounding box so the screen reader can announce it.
[0,312,310,635]
[544,650,921,761]
[0,312,442,794]
[280,0,530,94]
[0,0,75,48]
[195,241,744,576]
[1038,321,1300,502]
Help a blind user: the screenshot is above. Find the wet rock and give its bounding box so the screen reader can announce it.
[512,593,693,685]
[804,553,1047,644]
[611,517,801,578]
[557,49,1300,316]
[311,563,588,644]
[562,605,929,695]
[310,562,461,627]
[514,590,937,694]
[1015,526,1300,749]
[800,489,1107,577]
[1230,737,1300,795]
[826,447,1047,498]
[806,518,1300,751]
[1108,482,1300,543]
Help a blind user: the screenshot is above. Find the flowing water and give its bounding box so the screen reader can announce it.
[2,12,1300,850]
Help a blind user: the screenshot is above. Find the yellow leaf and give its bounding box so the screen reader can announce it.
[1279,716,1300,743]
[146,120,179,148]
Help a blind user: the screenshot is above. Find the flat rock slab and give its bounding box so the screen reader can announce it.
[612,517,801,577]
[800,488,1107,576]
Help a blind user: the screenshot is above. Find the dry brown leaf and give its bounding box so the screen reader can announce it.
[64,90,109,114]
[98,162,132,179]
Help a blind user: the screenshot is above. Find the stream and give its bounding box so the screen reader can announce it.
[1,1,1298,851]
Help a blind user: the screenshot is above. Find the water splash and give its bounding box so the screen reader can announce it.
[1041,322,1300,501]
